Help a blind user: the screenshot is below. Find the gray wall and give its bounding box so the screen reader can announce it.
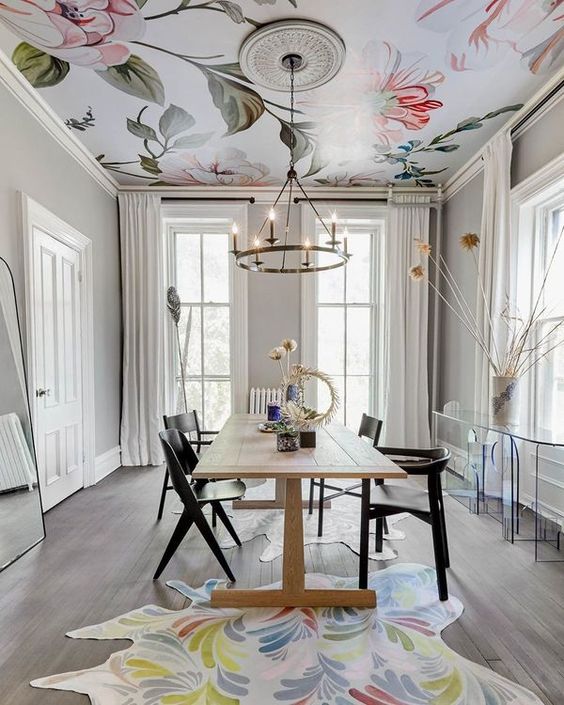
[247,203,302,389]
[438,97,564,410]
[439,172,483,408]
[511,97,564,186]
[0,84,121,456]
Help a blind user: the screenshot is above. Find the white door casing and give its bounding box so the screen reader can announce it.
[21,194,96,510]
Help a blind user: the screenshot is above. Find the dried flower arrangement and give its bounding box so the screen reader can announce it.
[409,228,564,379]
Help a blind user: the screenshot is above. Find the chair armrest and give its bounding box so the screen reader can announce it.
[187,439,214,447]
[199,430,219,436]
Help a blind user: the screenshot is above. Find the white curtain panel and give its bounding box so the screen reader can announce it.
[474,132,513,417]
[384,195,431,447]
[119,193,164,466]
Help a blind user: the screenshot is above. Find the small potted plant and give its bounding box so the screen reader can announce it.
[272,421,301,452]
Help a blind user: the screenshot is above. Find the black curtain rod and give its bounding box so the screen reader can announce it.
[293,197,389,204]
[510,79,563,135]
[162,196,255,203]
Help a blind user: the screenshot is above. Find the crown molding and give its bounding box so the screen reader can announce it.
[441,153,483,203]
[442,68,564,203]
[0,47,119,198]
[120,184,439,201]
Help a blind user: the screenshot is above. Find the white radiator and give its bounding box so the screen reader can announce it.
[0,413,35,492]
[249,387,283,414]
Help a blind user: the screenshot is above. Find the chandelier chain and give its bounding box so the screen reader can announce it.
[289,58,295,170]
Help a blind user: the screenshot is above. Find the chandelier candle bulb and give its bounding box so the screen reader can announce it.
[231,222,238,252]
[269,209,275,241]
[304,238,311,267]
[331,212,337,241]
[344,229,348,255]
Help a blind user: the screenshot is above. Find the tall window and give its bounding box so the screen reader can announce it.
[315,218,385,428]
[534,199,564,432]
[166,219,234,430]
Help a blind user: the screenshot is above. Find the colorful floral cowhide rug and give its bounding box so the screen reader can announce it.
[32,564,541,705]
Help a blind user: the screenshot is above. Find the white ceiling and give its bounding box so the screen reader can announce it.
[0,1,562,188]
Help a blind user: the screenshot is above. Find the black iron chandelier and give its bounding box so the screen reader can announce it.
[230,53,351,275]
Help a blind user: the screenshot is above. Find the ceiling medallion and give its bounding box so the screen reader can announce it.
[232,22,349,275]
[239,19,346,92]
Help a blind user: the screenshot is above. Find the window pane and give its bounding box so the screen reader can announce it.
[178,306,201,376]
[177,379,202,418]
[318,374,344,425]
[544,208,564,318]
[346,376,371,430]
[346,232,371,303]
[537,325,564,431]
[317,230,344,302]
[176,233,201,302]
[346,307,371,374]
[203,232,229,303]
[204,380,231,430]
[318,307,345,375]
[203,307,230,375]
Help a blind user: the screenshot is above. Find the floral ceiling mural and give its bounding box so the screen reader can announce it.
[0,0,562,187]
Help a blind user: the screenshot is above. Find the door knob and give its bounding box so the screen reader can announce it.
[36,388,51,398]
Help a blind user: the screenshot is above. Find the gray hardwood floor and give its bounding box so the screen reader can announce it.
[1,465,564,705]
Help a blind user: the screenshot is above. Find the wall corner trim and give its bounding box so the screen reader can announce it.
[0,47,119,199]
[95,446,122,484]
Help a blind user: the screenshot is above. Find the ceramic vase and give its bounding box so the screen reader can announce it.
[286,383,300,403]
[276,431,300,452]
[491,376,520,426]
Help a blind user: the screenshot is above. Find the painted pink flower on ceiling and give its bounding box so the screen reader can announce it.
[0,1,145,69]
[157,148,272,186]
[417,0,564,74]
[302,40,444,162]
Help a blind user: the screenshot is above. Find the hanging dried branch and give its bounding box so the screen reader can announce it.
[410,225,564,379]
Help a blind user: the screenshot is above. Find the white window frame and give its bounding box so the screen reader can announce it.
[161,203,248,424]
[301,204,387,423]
[512,155,564,433]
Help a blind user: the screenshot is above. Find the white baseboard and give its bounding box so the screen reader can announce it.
[94,446,121,484]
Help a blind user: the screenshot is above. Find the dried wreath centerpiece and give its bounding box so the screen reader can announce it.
[410,228,564,424]
[282,365,340,447]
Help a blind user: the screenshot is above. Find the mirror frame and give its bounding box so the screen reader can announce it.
[0,256,45,573]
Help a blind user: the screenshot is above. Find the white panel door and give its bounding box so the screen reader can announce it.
[33,227,84,510]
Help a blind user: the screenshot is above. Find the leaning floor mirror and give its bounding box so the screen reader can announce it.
[0,257,45,571]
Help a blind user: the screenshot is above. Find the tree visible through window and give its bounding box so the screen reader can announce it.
[172,225,232,431]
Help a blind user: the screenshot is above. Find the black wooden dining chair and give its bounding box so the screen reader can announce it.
[360,447,451,600]
[157,411,219,521]
[308,413,383,537]
[154,429,245,581]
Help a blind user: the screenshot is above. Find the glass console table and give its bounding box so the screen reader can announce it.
[432,409,563,561]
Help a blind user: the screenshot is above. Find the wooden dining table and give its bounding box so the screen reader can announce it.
[193,414,407,608]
